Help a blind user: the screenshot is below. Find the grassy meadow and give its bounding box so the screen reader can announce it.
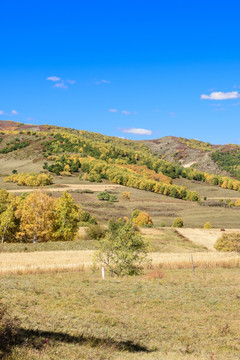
[1,162,240,359]
[1,269,240,360]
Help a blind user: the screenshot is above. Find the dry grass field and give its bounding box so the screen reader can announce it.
[1,250,240,275]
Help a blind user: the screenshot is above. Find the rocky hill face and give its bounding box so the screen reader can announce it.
[142,136,226,175]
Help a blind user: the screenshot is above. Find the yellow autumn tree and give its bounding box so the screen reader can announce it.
[0,193,20,243]
[16,191,55,243]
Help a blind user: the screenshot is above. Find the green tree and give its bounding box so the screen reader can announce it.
[94,221,149,276]
[53,191,80,241]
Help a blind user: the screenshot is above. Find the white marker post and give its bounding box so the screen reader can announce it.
[101,266,105,280]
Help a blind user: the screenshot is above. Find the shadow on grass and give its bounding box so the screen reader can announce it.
[2,327,154,356]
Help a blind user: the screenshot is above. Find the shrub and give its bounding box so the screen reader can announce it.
[160,222,166,227]
[109,195,118,202]
[79,211,97,224]
[86,224,106,240]
[235,199,240,207]
[215,232,240,252]
[121,191,131,200]
[171,217,184,228]
[204,221,212,229]
[146,269,165,280]
[135,212,153,227]
[97,191,110,201]
[131,209,141,221]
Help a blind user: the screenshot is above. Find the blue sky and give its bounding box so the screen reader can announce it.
[1,0,240,143]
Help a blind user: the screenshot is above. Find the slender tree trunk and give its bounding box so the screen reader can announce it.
[33,233,38,243]
[1,235,4,244]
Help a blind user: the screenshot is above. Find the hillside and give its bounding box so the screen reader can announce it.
[1,120,240,207]
[143,136,240,179]
[1,120,240,179]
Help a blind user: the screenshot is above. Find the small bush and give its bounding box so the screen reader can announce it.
[135,212,153,227]
[215,232,240,252]
[146,270,165,280]
[160,222,166,227]
[131,209,141,221]
[86,224,106,240]
[79,211,97,224]
[97,191,110,201]
[171,217,184,228]
[109,195,118,202]
[121,191,131,200]
[204,221,212,229]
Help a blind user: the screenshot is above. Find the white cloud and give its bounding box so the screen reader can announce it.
[122,128,152,135]
[53,82,67,89]
[122,110,131,115]
[109,109,118,112]
[213,107,226,112]
[94,79,111,85]
[47,76,61,82]
[0,110,5,115]
[66,79,76,84]
[11,110,18,115]
[201,91,240,100]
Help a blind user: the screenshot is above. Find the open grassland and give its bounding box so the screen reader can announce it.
[174,177,240,199]
[1,269,240,359]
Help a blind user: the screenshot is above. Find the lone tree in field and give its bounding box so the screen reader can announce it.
[94,218,149,277]
[204,221,212,229]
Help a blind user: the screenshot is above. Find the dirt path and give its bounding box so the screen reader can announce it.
[8,184,122,193]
